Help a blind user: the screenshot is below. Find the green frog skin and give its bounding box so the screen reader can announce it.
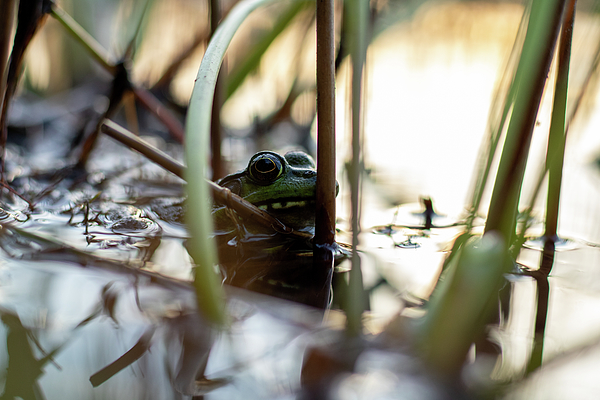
[213,151,321,235]
[211,150,344,307]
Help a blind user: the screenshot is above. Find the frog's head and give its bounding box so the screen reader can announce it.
[214,151,333,233]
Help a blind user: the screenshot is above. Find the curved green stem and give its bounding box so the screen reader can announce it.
[184,0,284,326]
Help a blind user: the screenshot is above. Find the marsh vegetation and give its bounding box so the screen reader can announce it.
[1,0,600,398]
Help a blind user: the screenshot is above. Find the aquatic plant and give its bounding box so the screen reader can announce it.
[1,0,600,397]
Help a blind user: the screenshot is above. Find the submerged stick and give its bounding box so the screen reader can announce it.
[525,240,555,374]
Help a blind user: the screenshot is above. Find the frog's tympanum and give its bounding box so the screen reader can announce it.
[211,150,340,307]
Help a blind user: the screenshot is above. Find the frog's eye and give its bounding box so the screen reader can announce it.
[249,153,284,184]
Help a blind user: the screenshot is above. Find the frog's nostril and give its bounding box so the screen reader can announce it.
[303,170,317,178]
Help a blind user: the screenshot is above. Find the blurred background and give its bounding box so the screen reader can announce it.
[6,1,600,397]
[13,0,600,235]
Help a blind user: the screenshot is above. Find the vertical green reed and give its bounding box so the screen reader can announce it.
[484,0,567,242]
[417,233,505,377]
[418,0,570,377]
[544,0,576,241]
[185,0,281,326]
[526,0,577,375]
[209,0,225,180]
[343,0,369,336]
[514,0,575,256]
[465,5,530,231]
[225,2,309,99]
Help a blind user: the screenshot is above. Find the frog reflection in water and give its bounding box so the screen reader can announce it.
[212,151,339,306]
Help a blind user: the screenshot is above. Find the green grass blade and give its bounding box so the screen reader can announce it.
[465,4,530,230]
[484,0,567,242]
[50,3,116,73]
[416,233,506,377]
[225,1,310,99]
[544,0,575,240]
[184,0,285,327]
[124,0,156,61]
[343,0,370,336]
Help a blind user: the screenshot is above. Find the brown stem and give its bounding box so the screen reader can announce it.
[152,32,206,90]
[77,62,130,166]
[0,181,33,209]
[0,0,16,109]
[100,119,312,240]
[314,0,336,247]
[1,0,50,180]
[51,3,187,146]
[132,87,185,143]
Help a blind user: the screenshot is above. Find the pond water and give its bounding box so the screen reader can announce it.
[5,0,600,398]
[3,132,600,398]
[0,135,450,399]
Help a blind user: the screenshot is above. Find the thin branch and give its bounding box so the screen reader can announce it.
[132,87,185,143]
[0,181,33,209]
[152,31,206,90]
[51,2,186,144]
[314,0,336,247]
[100,119,312,240]
[50,2,117,74]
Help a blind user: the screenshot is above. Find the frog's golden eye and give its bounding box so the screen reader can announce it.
[249,153,284,184]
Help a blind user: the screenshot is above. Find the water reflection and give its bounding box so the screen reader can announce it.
[0,248,328,399]
[6,0,600,397]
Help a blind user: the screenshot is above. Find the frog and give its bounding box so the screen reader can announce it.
[212,150,326,235]
[211,150,343,306]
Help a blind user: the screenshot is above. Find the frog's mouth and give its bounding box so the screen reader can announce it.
[254,199,315,212]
